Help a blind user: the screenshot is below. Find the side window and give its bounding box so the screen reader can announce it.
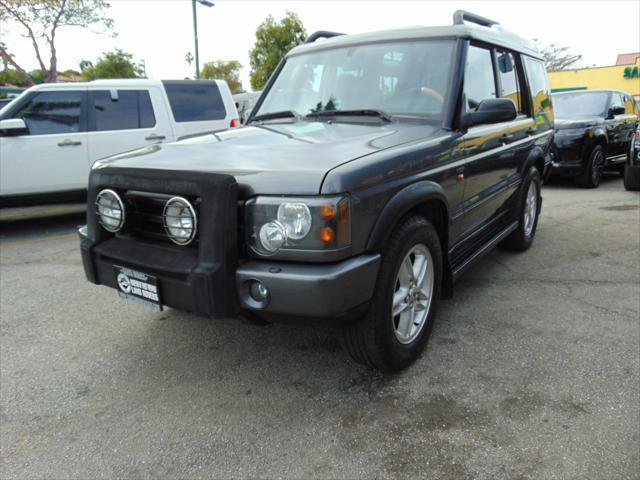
[522,56,553,128]
[610,93,625,113]
[15,90,82,135]
[496,50,523,114]
[91,90,156,131]
[162,81,226,122]
[464,45,497,111]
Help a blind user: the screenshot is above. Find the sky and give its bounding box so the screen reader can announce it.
[2,0,639,91]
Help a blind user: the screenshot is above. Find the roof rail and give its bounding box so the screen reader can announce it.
[304,30,345,44]
[453,10,499,27]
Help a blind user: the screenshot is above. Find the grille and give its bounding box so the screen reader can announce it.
[123,191,199,245]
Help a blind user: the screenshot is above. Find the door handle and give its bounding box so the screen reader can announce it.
[145,134,166,141]
[57,139,82,147]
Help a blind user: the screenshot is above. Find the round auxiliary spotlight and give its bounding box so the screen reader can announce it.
[163,196,197,245]
[95,189,125,232]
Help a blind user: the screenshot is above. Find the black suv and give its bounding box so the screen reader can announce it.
[80,11,554,371]
[551,90,639,188]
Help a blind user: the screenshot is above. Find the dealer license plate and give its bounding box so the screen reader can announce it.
[114,266,162,311]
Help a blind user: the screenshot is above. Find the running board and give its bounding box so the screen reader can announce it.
[451,221,518,281]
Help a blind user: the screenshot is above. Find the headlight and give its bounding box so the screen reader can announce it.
[246,196,350,256]
[277,202,312,240]
[95,189,125,232]
[163,196,197,245]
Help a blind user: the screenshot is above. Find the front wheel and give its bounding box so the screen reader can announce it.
[575,145,605,188]
[341,216,442,372]
[500,166,541,251]
[623,163,640,191]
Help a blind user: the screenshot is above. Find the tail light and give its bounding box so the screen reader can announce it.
[230,118,240,128]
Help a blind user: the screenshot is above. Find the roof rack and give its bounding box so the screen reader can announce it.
[453,10,499,28]
[304,30,345,44]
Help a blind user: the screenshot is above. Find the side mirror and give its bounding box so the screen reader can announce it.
[461,98,517,128]
[609,106,626,118]
[0,118,28,136]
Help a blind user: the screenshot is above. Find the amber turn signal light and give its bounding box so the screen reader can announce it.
[319,204,337,220]
[319,226,336,243]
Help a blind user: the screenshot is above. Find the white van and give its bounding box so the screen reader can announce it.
[0,79,239,206]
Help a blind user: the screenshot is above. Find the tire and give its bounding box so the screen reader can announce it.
[500,166,541,251]
[623,163,640,191]
[575,145,605,188]
[341,216,442,372]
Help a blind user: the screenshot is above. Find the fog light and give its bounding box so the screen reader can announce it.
[250,281,269,301]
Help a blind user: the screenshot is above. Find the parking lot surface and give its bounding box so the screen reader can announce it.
[1,176,639,479]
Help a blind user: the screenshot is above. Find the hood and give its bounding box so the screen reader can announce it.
[94,121,443,196]
[554,116,603,130]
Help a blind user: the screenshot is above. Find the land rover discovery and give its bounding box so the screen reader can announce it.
[80,11,554,371]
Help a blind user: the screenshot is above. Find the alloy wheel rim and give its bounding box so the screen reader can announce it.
[592,151,604,184]
[392,243,434,344]
[523,182,538,238]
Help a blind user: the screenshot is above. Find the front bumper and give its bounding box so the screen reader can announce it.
[550,140,585,177]
[80,227,380,322]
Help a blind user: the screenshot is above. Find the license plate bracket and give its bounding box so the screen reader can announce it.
[114,266,163,311]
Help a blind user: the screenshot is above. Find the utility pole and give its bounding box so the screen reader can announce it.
[192,0,214,79]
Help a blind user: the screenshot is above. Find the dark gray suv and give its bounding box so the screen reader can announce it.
[80,11,554,371]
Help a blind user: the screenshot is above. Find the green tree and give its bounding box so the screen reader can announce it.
[0,0,114,85]
[81,49,145,80]
[0,68,30,86]
[201,60,243,93]
[249,11,306,91]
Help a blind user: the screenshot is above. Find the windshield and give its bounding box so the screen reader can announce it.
[553,91,609,118]
[254,40,454,121]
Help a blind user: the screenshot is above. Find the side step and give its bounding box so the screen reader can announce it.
[450,221,518,281]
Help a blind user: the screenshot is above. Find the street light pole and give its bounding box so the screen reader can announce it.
[191,0,214,80]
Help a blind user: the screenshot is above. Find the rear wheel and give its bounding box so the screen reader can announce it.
[341,216,442,372]
[501,166,541,251]
[575,145,605,188]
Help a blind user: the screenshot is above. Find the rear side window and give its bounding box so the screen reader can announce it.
[522,57,553,130]
[464,45,497,111]
[91,90,156,131]
[496,50,523,114]
[163,81,226,122]
[523,57,551,115]
[15,90,82,135]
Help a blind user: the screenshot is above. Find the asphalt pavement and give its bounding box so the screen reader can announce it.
[1,175,638,479]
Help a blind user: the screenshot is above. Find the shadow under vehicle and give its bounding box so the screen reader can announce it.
[79,11,554,371]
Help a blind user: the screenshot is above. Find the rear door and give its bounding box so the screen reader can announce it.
[0,89,88,196]
[86,87,172,164]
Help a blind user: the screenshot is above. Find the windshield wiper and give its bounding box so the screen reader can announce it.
[250,110,302,123]
[306,109,393,122]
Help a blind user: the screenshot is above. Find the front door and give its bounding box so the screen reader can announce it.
[0,89,88,197]
[457,45,533,237]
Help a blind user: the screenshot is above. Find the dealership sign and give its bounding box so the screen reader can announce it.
[623,66,639,78]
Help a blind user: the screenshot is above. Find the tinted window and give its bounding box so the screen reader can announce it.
[255,40,454,119]
[610,93,625,112]
[522,57,553,130]
[15,91,82,135]
[163,81,226,122]
[464,46,497,111]
[496,50,522,113]
[553,92,609,118]
[91,90,156,131]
